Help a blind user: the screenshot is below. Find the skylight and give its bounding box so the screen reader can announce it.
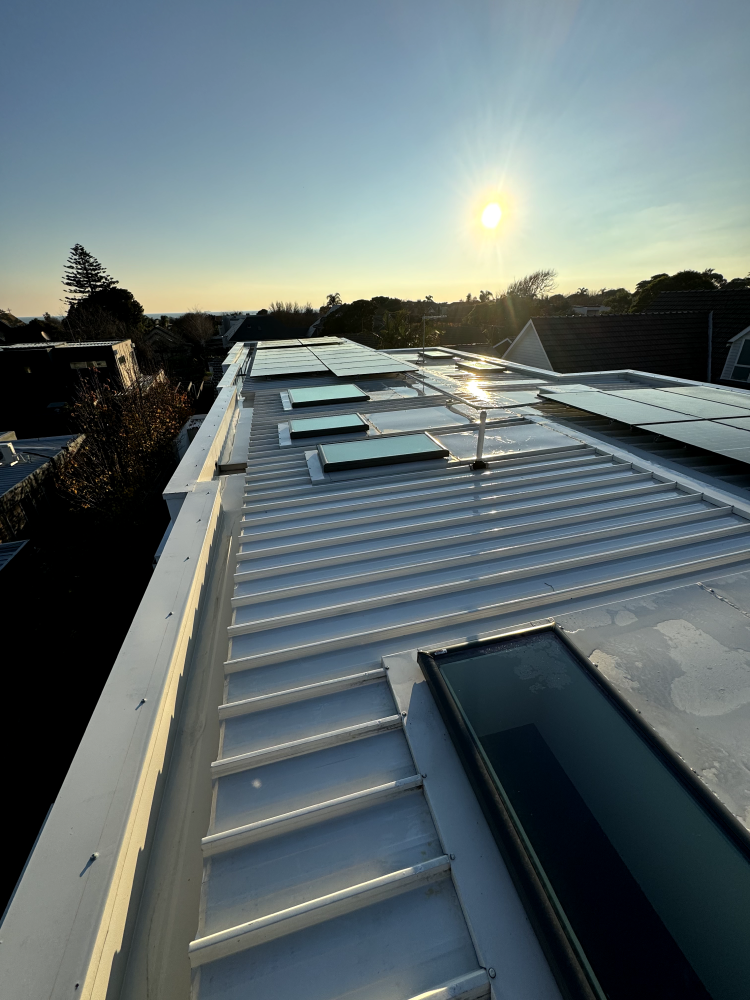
[287,384,371,407]
[288,413,368,438]
[318,432,449,471]
[366,406,469,433]
[420,627,750,1000]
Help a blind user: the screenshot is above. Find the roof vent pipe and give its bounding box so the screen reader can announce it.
[472,410,488,470]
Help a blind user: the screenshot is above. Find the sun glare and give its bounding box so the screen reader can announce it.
[481,202,502,228]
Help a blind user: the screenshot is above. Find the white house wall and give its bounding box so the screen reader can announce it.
[502,323,554,371]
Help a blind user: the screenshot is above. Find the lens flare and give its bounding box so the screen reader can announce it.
[481,202,502,228]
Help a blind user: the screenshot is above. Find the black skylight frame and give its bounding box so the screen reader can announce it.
[418,623,750,1000]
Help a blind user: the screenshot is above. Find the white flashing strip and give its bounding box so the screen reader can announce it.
[201,774,423,855]
[210,715,403,777]
[218,668,387,718]
[406,970,491,1000]
[188,855,451,966]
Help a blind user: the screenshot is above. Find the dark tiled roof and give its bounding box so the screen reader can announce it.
[530,312,710,380]
[647,289,750,382]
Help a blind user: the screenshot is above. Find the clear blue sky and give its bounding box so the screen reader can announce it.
[2,0,748,315]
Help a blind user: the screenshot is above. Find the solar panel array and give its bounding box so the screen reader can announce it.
[249,338,418,378]
[549,383,750,465]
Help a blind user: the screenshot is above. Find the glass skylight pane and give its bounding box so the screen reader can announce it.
[287,384,371,407]
[423,629,750,1000]
[318,432,449,471]
[289,414,368,438]
[435,423,575,459]
[366,406,469,433]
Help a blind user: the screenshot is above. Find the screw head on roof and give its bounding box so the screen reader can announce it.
[488,968,496,979]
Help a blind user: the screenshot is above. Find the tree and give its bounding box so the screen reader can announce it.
[57,374,191,520]
[171,311,217,346]
[504,269,557,299]
[630,269,726,312]
[326,292,342,309]
[66,287,145,342]
[378,309,438,350]
[62,245,118,305]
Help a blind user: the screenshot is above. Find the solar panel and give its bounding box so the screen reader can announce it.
[638,419,750,463]
[252,338,419,377]
[661,385,750,410]
[485,391,541,406]
[550,391,698,425]
[539,384,604,394]
[715,417,750,430]
[289,414,368,438]
[250,345,330,377]
[287,384,371,407]
[318,432,449,471]
[604,388,750,419]
[455,360,504,373]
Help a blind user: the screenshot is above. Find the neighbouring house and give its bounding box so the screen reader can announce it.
[571,305,612,316]
[646,288,750,385]
[0,431,84,541]
[0,339,139,436]
[502,312,712,380]
[223,312,315,343]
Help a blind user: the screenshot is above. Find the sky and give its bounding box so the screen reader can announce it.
[1,0,749,315]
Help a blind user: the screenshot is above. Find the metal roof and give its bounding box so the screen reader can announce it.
[6,348,750,1000]
[0,538,27,571]
[0,434,81,499]
[187,361,750,998]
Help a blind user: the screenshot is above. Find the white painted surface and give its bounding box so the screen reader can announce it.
[503,322,554,370]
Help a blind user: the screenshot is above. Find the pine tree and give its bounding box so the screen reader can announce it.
[62,244,118,305]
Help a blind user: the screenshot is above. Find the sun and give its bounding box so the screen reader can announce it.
[481,202,502,229]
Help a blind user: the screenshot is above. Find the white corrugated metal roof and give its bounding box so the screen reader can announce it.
[188,361,750,999]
